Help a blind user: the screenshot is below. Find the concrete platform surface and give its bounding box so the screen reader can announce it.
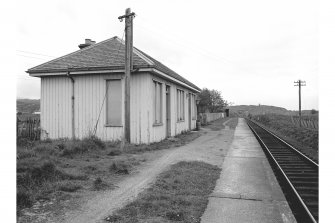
[201,118,297,223]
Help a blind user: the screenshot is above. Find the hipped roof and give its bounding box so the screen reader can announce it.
[27,37,200,91]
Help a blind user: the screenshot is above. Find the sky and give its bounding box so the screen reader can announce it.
[15,0,319,110]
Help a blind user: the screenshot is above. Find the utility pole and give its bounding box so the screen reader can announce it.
[118,8,135,144]
[294,80,306,127]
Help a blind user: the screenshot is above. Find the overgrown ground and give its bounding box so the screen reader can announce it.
[250,114,318,162]
[105,161,221,223]
[16,130,201,216]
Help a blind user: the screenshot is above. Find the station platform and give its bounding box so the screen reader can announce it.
[201,118,297,223]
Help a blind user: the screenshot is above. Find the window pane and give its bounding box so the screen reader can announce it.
[153,81,162,124]
[106,80,122,126]
[181,91,184,120]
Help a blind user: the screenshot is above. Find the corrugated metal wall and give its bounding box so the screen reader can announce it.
[41,77,72,139]
[40,72,197,144]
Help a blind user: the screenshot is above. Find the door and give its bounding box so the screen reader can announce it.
[166,85,171,137]
[188,93,192,130]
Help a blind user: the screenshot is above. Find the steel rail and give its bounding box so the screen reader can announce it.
[246,119,318,223]
[248,119,318,166]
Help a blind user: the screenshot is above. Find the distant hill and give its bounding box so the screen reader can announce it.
[229,105,293,115]
[229,105,318,116]
[17,99,40,114]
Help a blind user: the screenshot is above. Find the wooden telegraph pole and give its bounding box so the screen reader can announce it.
[294,80,306,127]
[118,8,135,144]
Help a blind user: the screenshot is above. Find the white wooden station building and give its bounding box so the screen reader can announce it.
[27,37,201,144]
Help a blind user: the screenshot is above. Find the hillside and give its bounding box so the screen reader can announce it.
[17,99,40,114]
[229,105,318,116]
[229,105,295,116]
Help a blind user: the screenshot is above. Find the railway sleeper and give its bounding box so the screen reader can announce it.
[289,177,318,182]
[286,172,318,177]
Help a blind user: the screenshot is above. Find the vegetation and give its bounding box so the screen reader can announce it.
[250,114,318,161]
[198,88,230,113]
[105,161,221,223]
[17,131,201,214]
[229,104,319,117]
[17,99,40,114]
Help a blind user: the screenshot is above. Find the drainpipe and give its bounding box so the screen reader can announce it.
[67,71,75,139]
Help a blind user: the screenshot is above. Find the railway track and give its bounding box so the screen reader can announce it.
[246,119,319,223]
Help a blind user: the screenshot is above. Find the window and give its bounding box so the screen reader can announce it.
[106,79,122,126]
[153,80,163,124]
[190,93,197,120]
[177,89,185,121]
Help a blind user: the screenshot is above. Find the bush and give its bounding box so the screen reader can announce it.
[30,162,58,184]
[108,150,122,156]
[60,136,105,157]
[93,177,109,190]
[17,138,34,148]
[58,182,82,192]
[34,144,60,156]
[17,189,33,209]
[84,135,106,149]
[17,148,36,160]
[109,161,129,175]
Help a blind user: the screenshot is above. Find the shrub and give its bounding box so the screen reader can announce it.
[34,144,60,156]
[109,161,129,175]
[17,138,34,148]
[108,150,122,156]
[58,182,82,192]
[83,135,106,149]
[93,177,109,190]
[17,189,33,209]
[30,162,58,184]
[17,148,36,160]
[60,137,105,157]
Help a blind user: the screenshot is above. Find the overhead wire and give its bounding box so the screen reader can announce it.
[135,15,265,77]
[17,50,56,58]
[17,54,52,61]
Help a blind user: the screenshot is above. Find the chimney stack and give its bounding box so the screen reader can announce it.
[78,39,96,49]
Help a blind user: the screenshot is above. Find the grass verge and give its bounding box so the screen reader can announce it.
[105,161,221,223]
[17,130,202,215]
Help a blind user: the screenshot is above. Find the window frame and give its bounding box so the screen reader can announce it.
[153,80,163,126]
[105,78,123,127]
[176,88,185,122]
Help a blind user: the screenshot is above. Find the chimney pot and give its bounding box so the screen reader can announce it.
[79,39,95,49]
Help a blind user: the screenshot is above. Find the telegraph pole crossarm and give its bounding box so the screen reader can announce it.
[294,80,306,127]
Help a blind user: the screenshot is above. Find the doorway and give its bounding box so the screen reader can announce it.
[166,85,171,137]
[188,93,192,130]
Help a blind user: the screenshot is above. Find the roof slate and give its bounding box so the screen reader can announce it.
[28,37,200,91]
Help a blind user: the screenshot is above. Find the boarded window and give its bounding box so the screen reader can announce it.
[177,89,185,121]
[153,81,163,124]
[190,93,197,119]
[106,79,122,126]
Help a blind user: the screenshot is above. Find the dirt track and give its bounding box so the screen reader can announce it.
[30,120,236,223]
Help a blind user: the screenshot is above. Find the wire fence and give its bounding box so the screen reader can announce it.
[291,116,318,130]
[17,117,41,140]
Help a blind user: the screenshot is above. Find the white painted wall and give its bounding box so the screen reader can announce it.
[40,72,197,144]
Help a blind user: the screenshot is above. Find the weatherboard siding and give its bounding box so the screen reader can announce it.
[40,72,196,143]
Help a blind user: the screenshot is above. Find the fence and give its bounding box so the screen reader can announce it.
[17,118,41,140]
[199,113,225,125]
[291,116,318,130]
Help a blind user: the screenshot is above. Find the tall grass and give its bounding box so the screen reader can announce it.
[17,136,106,210]
[106,161,221,223]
